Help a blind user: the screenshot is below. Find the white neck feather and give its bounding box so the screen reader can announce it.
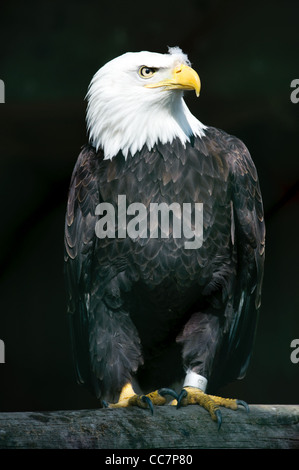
[86,61,206,160]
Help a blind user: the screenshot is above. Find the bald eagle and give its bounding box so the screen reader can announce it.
[64,47,265,425]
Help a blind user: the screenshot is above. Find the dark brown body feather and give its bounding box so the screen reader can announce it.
[64,127,265,402]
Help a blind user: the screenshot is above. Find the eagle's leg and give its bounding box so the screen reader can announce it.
[175,313,248,427]
[109,383,178,413]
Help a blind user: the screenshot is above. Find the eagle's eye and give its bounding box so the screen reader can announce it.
[139,66,157,78]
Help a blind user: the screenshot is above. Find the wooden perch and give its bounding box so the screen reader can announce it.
[0,405,298,449]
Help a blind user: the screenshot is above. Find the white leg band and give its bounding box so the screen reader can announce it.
[183,370,208,392]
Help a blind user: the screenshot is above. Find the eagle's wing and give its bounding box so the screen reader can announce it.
[64,145,100,393]
[210,131,265,390]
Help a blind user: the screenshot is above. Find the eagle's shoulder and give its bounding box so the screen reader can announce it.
[201,126,258,181]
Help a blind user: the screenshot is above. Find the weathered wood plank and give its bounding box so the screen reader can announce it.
[0,405,298,449]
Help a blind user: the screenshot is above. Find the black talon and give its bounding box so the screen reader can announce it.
[102,400,109,408]
[142,395,154,415]
[176,389,188,409]
[215,409,222,430]
[158,388,179,400]
[236,400,250,413]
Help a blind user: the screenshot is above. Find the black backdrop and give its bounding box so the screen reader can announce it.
[0,0,298,412]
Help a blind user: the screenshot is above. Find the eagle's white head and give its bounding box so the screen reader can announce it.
[86,47,206,160]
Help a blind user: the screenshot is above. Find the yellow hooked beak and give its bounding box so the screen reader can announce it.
[145,63,201,97]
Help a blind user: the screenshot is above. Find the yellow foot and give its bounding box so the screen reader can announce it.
[108,383,178,414]
[173,387,249,429]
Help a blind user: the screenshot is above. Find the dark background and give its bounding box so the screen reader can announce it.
[0,0,298,412]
